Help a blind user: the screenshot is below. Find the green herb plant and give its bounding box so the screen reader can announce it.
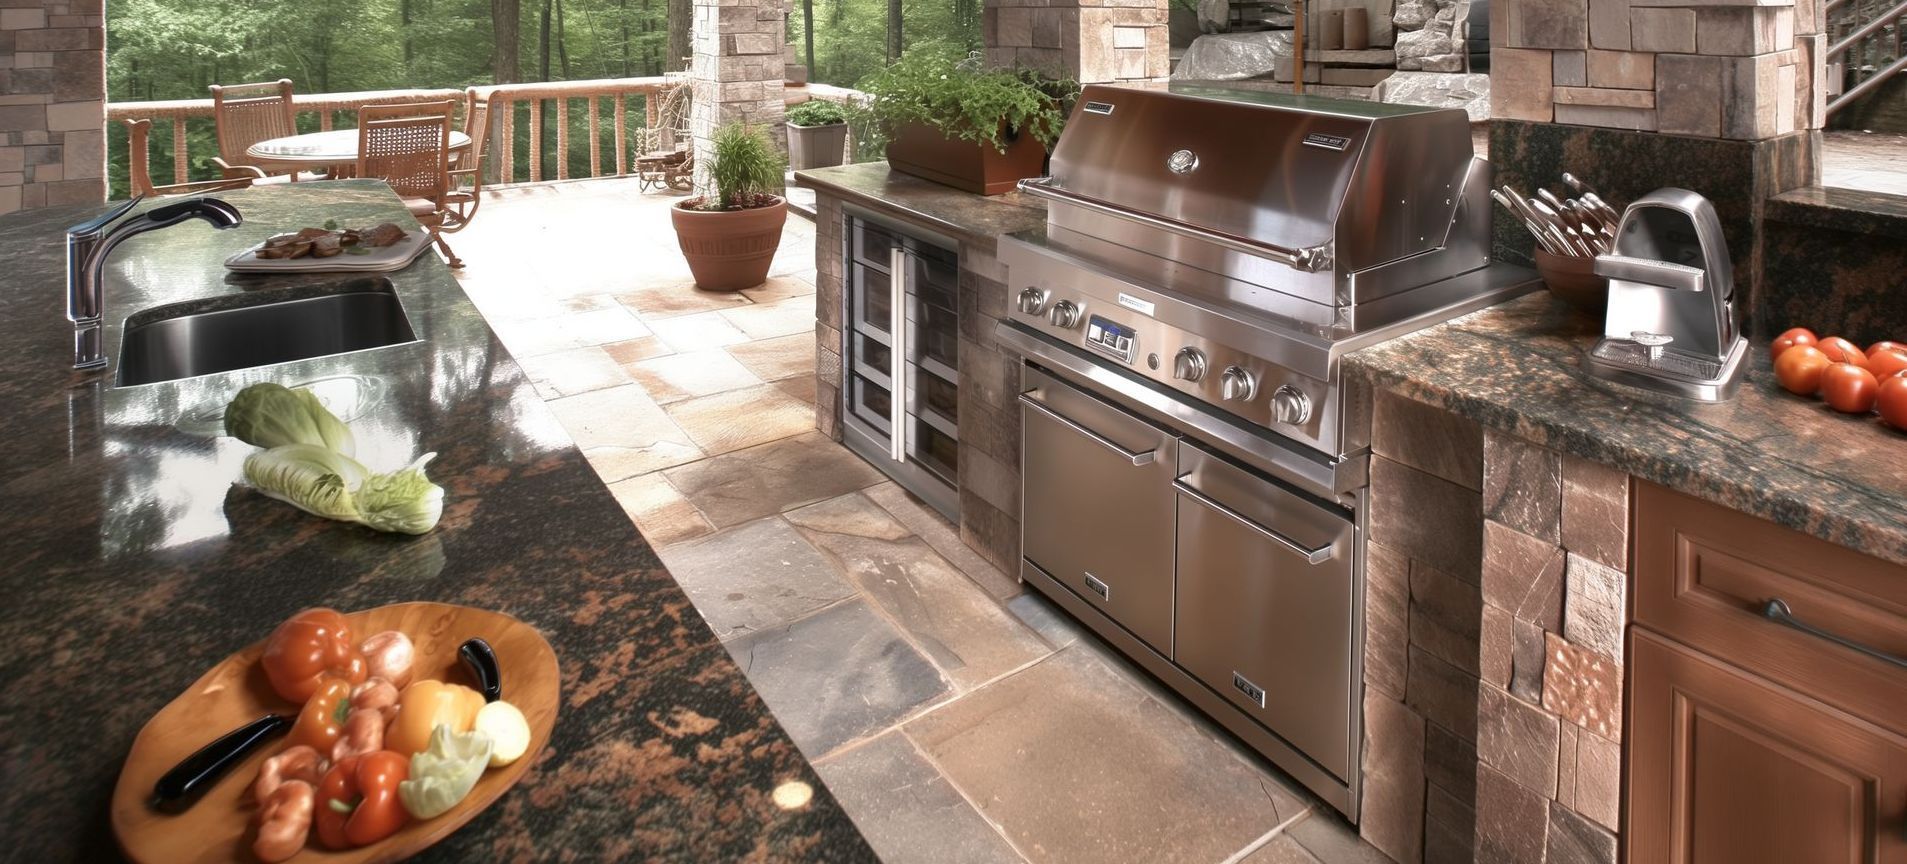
[697,122,787,211]
[787,99,850,127]
[856,41,1078,154]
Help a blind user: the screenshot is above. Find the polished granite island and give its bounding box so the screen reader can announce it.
[0,181,875,862]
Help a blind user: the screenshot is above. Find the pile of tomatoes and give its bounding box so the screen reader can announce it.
[1770,328,1907,430]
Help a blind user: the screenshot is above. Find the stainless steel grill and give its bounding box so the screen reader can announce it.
[997,83,1538,821]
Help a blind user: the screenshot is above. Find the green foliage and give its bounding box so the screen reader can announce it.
[786,99,848,127]
[855,41,1076,153]
[701,123,785,210]
[787,0,982,90]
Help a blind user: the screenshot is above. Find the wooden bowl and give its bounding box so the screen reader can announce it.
[1534,248,1609,315]
[111,602,559,864]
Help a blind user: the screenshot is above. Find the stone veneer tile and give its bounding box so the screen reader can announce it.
[1360,694,1427,864]
[1511,618,1548,704]
[1476,764,1550,864]
[1407,645,1480,742]
[1656,53,1726,136]
[1492,47,1556,121]
[1366,541,1412,700]
[1562,552,1627,660]
[1424,782,1478,864]
[1574,730,1622,830]
[1477,683,1560,797]
[1483,520,1566,631]
[1589,0,1631,48]
[1545,802,1619,864]
[1481,603,1514,688]
[1518,0,1590,47]
[1410,560,1484,675]
[1371,457,1484,578]
[1554,50,1588,86]
[1555,105,1660,131]
[1588,47,1660,89]
[1484,431,1562,543]
[1561,455,1630,570]
[1425,721,1479,801]
[1556,721,1580,810]
[1541,633,1623,739]
[1631,7,1697,53]
[1371,390,1484,491]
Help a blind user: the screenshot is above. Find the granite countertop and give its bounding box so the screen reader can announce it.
[1345,291,1907,566]
[794,162,1048,249]
[0,181,874,862]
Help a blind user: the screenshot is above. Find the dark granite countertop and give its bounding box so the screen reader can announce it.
[794,162,1047,250]
[0,181,875,862]
[1345,291,1907,567]
[1765,185,1907,240]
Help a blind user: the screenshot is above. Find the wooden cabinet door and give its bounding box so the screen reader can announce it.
[1628,629,1907,864]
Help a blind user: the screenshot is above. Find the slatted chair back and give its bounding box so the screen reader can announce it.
[209,79,298,176]
[356,100,455,205]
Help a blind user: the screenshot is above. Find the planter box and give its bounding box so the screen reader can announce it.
[788,121,848,171]
[884,121,1046,196]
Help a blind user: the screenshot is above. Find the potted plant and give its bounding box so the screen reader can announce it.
[858,43,1077,195]
[670,123,788,291]
[787,99,851,171]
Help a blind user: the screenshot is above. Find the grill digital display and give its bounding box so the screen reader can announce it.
[1085,315,1136,364]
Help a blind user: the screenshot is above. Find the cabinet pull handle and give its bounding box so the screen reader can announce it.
[888,247,908,463]
[1761,598,1907,672]
[1174,480,1335,565]
[1019,393,1157,466]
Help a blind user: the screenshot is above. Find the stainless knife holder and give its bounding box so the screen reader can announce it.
[1583,188,1748,401]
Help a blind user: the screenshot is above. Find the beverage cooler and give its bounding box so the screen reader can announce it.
[839,208,961,519]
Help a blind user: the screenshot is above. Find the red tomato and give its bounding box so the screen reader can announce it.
[1869,347,1907,381]
[1821,363,1879,413]
[1878,375,1907,430]
[1774,345,1832,396]
[261,608,368,704]
[1818,336,1867,367]
[1868,340,1905,358]
[1771,327,1817,360]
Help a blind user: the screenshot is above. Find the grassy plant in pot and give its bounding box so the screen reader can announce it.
[859,43,1075,195]
[786,100,850,171]
[671,123,788,291]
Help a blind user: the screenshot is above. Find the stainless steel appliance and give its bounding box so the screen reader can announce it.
[840,206,962,518]
[998,83,1538,820]
[1584,188,1749,402]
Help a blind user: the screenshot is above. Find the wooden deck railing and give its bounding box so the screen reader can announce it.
[108,77,868,196]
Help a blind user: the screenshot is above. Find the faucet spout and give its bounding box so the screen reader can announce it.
[66,196,245,371]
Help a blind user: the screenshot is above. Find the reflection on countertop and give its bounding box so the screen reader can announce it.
[0,180,874,862]
[1345,290,1907,567]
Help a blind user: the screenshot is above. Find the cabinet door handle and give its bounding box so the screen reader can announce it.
[1761,598,1907,672]
[1174,480,1335,565]
[888,247,908,462]
[1018,393,1157,466]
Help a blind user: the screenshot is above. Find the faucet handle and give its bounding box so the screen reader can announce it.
[66,195,143,239]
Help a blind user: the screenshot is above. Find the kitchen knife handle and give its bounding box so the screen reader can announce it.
[150,713,291,812]
[460,637,503,702]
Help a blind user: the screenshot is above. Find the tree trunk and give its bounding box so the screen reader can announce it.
[803,0,815,70]
[492,0,521,83]
[401,0,414,68]
[886,0,902,61]
[539,0,553,82]
[556,0,571,79]
[666,0,690,72]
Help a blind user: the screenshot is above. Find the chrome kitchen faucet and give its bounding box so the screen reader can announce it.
[66,196,244,370]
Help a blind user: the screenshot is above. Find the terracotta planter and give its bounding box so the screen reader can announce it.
[1534,248,1609,315]
[671,196,789,291]
[884,120,1047,196]
[788,122,849,171]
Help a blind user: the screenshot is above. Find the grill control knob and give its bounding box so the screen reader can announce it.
[1219,366,1258,402]
[1017,287,1049,316]
[1271,385,1312,425]
[1049,300,1083,329]
[1172,347,1208,382]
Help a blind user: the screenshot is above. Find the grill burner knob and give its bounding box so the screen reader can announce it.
[1172,347,1207,382]
[1049,300,1083,329]
[1271,385,1311,425]
[1219,366,1258,402]
[1017,287,1049,316]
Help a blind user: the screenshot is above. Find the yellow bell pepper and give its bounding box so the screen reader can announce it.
[385,680,484,757]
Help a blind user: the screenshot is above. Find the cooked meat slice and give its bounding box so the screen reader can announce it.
[309,234,343,257]
[294,226,332,241]
[360,223,407,248]
[257,241,313,260]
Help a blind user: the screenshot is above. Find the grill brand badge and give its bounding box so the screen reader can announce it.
[1166,149,1199,174]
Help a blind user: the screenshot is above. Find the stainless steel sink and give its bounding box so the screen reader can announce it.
[115,278,418,386]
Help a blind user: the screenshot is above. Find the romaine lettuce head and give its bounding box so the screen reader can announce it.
[224,383,356,455]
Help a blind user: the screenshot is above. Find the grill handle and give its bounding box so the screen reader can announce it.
[1018,392,1157,467]
[1173,479,1335,565]
[1018,177,1335,273]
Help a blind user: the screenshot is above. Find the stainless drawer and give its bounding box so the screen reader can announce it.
[1173,444,1356,779]
[1020,366,1179,655]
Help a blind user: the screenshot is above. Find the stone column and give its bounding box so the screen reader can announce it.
[983,0,1170,83]
[0,0,107,214]
[689,0,787,198]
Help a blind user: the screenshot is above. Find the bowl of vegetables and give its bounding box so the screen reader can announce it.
[110,602,558,863]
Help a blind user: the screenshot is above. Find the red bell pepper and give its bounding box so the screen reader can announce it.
[314,750,411,848]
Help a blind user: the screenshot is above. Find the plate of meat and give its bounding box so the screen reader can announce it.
[226,222,434,273]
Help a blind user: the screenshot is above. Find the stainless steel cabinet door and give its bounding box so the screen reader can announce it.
[1020,367,1179,655]
[1173,445,1356,779]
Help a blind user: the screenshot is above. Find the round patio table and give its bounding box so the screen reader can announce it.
[246,129,472,174]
